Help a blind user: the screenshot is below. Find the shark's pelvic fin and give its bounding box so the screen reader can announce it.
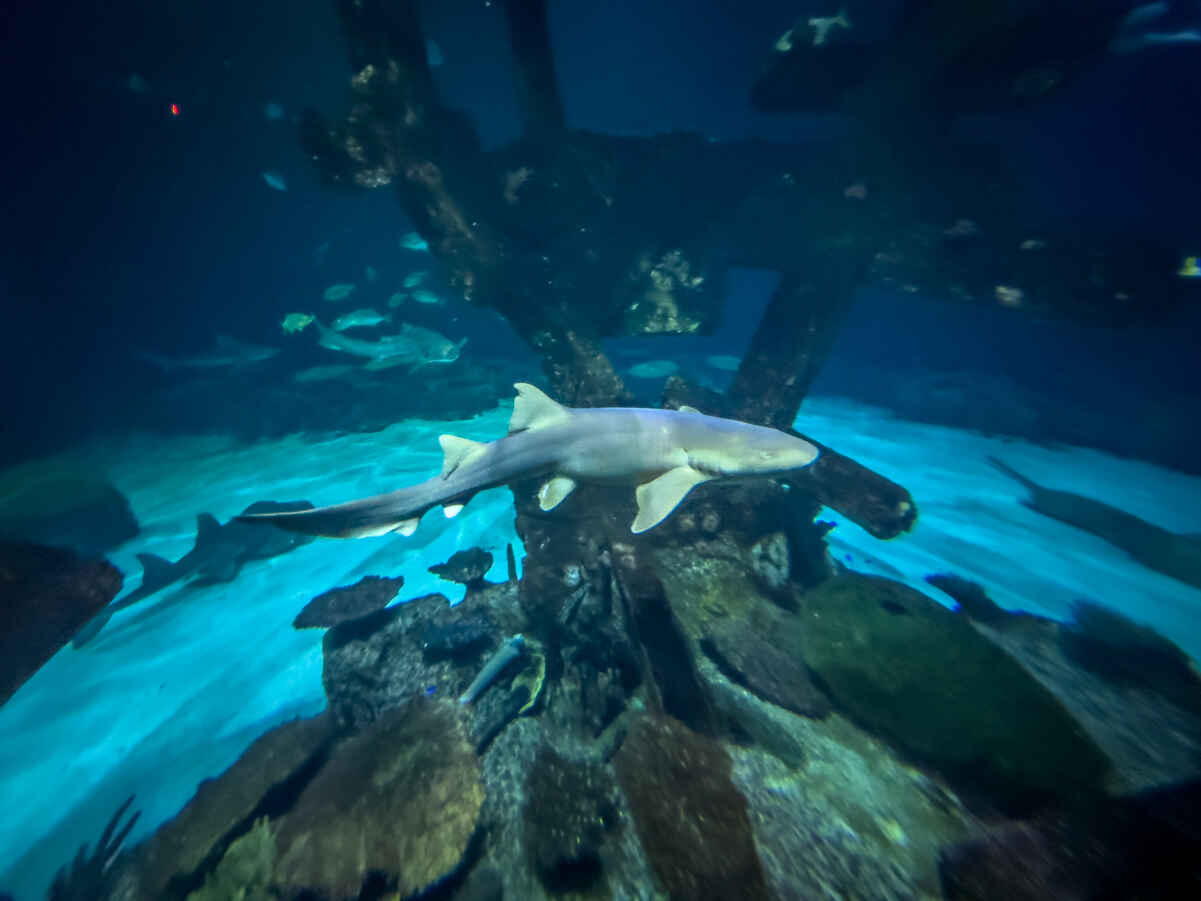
[632,466,710,534]
[136,552,176,588]
[509,383,569,434]
[439,434,487,478]
[538,476,577,511]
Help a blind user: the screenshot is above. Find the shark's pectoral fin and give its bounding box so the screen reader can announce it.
[509,383,569,434]
[632,467,711,534]
[439,434,488,478]
[538,476,577,511]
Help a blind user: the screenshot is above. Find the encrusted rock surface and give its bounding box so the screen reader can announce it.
[292,574,404,629]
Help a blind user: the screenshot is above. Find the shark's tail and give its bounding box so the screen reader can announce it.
[237,488,426,539]
[985,456,1040,493]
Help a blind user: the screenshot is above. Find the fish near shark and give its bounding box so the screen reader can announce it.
[238,383,820,539]
[988,457,1201,591]
[73,500,314,647]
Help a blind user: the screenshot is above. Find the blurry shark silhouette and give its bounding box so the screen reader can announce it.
[73,500,314,647]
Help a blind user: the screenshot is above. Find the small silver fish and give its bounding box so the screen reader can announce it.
[332,308,391,332]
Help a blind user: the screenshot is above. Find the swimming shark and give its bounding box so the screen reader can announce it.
[135,335,281,371]
[73,500,314,647]
[238,383,820,539]
[988,457,1201,591]
[314,319,464,370]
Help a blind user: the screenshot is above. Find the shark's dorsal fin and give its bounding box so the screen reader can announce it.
[196,513,223,542]
[632,466,710,534]
[509,383,568,434]
[538,476,577,511]
[440,434,487,478]
[136,552,175,587]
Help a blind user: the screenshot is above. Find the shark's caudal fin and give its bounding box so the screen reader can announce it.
[236,491,425,539]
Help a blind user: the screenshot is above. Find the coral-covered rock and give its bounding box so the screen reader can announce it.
[273,700,484,899]
[128,714,337,898]
[523,747,620,892]
[292,575,404,629]
[615,715,770,900]
[798,574,1111,813]
[0,541,123,705]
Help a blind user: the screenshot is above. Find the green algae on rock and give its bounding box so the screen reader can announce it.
[273,699,483,899]
[797,573,1111,812]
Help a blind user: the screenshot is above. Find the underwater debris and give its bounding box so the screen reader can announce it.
[293,574,405,629]
[460,633,525,704]
[0,541,122,705]
[260,171,287,191]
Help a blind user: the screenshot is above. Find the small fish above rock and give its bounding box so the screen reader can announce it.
[280,312,314,334]
[293,575,405,629]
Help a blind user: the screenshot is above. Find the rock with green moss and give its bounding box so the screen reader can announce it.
[272,698,484,899]
[185,819,276,901]
[798,574,1111,812]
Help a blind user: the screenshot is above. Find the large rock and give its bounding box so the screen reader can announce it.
[0,458,138,556]
[615,715,770,900]
[292,575,404,629]
[128,714,337,898]
[273,700,484,899]
[0,541,122,705]
[797,573,1111,812]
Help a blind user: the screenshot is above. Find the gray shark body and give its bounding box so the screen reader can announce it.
[239,383,820,539]
[136,335,280,371]
[314,320,464,370]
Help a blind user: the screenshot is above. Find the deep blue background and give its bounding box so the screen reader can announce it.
[2,0,1198,464]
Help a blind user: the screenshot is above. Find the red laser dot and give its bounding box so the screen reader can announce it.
[170,103,180,117]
